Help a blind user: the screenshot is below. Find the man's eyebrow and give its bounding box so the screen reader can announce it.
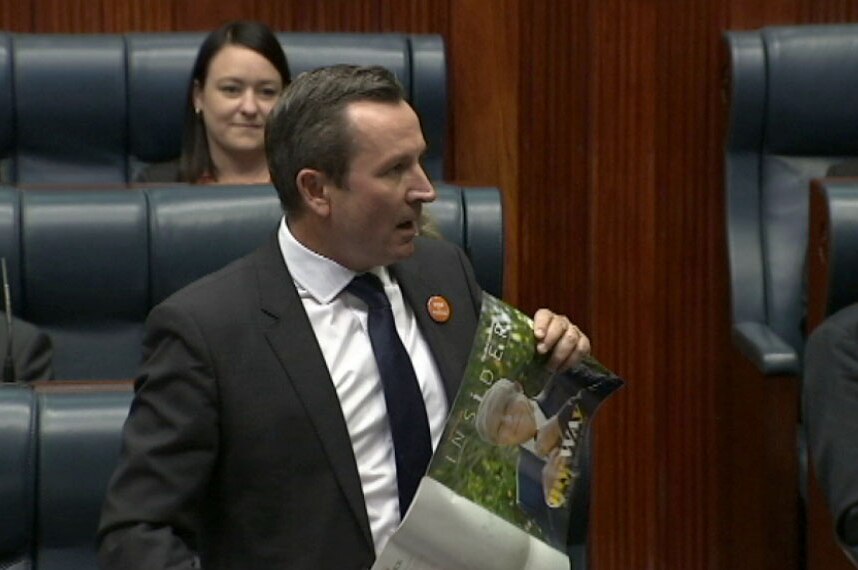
[379,149,420,170]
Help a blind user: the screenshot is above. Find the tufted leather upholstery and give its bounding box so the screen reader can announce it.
[34,387,133,570]
[0,383,133,570]
[0,385,36,570]
[724,24,858,375]
[0,183,503,380]
[0,32,447,184]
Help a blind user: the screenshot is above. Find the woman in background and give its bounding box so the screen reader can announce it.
[138,21,290,184]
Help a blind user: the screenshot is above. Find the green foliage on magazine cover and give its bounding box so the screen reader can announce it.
[428,293,622,544]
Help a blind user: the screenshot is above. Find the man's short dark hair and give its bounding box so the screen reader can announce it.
[265,64,406,214]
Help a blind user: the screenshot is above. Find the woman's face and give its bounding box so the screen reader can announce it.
[194,44,284,165]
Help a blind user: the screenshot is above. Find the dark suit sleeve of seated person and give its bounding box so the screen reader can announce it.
[827,159,858,177]
[804,303,858,561]
[0,312,53,381]
[134,159,182,183]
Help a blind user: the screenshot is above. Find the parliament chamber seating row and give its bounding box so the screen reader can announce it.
[0,181,505,570]
[0,382,134,570]
[0,183,504,380]
[0,31,447,184]
[0,29,456,380]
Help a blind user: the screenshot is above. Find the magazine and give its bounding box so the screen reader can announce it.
[373,293,624,570]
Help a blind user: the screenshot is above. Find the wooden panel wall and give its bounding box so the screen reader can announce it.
[4,1,858,568]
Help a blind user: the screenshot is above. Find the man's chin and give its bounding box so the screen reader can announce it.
[389,241,416,263]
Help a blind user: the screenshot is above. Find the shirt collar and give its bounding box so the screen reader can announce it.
[277,216,392,303]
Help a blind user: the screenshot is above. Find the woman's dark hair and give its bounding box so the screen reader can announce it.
[179,21,290,183]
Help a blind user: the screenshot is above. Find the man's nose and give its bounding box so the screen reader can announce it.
[408,165,436,203]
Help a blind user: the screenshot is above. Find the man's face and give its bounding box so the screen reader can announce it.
[496,393,538,446]
[324,100,436,271]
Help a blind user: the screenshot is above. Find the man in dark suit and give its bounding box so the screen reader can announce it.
[0,311,53,382]
[97,65,590,569]
[804,303,858,564]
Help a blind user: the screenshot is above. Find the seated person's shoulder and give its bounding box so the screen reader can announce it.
[1,312,53,381]
[135,160,182,184]
[812,303,858,340]
[827,159,858,177]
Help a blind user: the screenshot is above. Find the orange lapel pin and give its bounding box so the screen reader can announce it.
[426,295,451,323]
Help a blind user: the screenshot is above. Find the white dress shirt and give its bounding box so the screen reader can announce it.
[277,217,448,554]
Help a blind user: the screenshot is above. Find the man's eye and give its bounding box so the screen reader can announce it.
[385,163,406,177]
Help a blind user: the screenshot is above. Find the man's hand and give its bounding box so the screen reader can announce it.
[533,309,590,373]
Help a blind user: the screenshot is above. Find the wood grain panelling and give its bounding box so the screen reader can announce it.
[0,0,33,30]
[103,1,175,32]
[448,0,521,301]
[173,0,259,30]
[31,0,106,31]
[261,1,379,32]
[587,2,662,570]
[654,1,723,565]
[379,0,450,33]
[515,2,590,328]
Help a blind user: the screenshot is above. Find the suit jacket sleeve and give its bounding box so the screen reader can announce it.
[134,160,182,184]
[827,159,858,177]
[98,301,219,570]
[804,304,858,561]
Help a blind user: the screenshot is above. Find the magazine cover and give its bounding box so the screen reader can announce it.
[373,293,624,570]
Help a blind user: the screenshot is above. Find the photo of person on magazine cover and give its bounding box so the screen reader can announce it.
[474,365,620,548]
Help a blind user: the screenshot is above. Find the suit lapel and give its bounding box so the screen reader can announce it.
[391,255,463,404]
[252,236,374,551]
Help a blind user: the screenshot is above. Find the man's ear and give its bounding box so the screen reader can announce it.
[295,168,332,217]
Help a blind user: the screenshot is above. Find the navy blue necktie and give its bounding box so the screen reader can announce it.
[347,273,432,517]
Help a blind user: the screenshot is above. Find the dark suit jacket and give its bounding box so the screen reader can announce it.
[804,303,858,562]
[134,160,182,183]
[0,311,53,381]
[98,234,482,570]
